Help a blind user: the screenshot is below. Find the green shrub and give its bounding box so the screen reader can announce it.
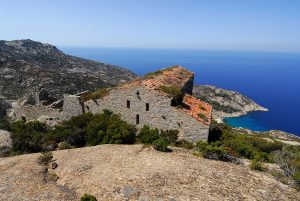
[160,129,179,144]
[10,110,136,154]
[175,139,194,149]
[208,123,283,162]
[10,121,46,153]
[153,138,170,152]
[196,140,209,152]
[87,112,136,145]
[250,159,265,171]
[198,113,208,122]
[144,70,163,78]
[196,140,230,161]
[37,151,53,166]
[57,141,73,150]
[139,125,159,144]
[159,85,183,107]
[202,145,229,161]
[272,146,300,189]
[292,172,300,190]
[80,194,97,201]
[81,88,110,101]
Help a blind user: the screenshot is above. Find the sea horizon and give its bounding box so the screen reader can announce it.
[61,47,300,136]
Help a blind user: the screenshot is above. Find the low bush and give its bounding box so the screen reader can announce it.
[293,172,300,187]
[160,129,179,144]
[9,110,137,154]
[37,151,53,166]
[57,141,73,150]
[81,88,110,102]
[196,141,231,162]
[80,194,97,201]
[153,138,170,152]
[159,85,183,107]
[272,146,300,189]
[175,139,194,149]
[144,70,163,78]
[139,125,159,144]
[250,159,265,171]
[209,122,283,162]
[198,113,208,122]
[10,120,46,154]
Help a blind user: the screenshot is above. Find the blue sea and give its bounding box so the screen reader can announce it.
[61,47,300,136]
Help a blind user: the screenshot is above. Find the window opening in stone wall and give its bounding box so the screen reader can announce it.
[146,103,149,111]
[127,100,130,108]
[136,114,140,124]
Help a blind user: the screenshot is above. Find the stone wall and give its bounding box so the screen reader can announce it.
[10,104,62,122]
[182,76,194,95]
[62,95,84,120]
[84,85,209,142]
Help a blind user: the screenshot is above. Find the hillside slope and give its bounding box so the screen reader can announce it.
[193,85,268,119]
[0,39,136,100]
[0,144,299,200]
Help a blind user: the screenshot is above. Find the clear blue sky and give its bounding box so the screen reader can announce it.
[1,0,300,52]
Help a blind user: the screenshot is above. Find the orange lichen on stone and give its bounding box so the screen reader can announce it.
[119,66,194,96]
[142,66,194,91]
[181,95,212,125]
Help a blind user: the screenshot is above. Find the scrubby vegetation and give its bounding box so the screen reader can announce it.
[153,138,170,152]
[250,158,265,171]
[139,125,160,144]
[37,151,53,166]
[8,110,136,154]
[159,85,184,107]
[144,70,163,78]
[175,139,194,149]
[81,88,111,102]
[206,122,300,190]
[138,125,179,152]
[207,123,283,162]
[80,194,97,201]
[198,113,208,122]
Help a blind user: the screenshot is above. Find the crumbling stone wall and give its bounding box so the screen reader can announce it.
[62,95,84,120]
[84,85,209,142]
[11,104,62,122]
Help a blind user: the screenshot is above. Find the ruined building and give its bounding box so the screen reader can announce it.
[63,66,212,142]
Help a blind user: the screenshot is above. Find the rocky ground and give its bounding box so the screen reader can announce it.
[0,144,299,201]
[0,39,136,100]
[193,85,268,119]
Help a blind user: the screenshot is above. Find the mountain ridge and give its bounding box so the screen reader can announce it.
[0,39,137,100]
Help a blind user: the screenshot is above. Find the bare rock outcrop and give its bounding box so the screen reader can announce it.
[0,144,299,200]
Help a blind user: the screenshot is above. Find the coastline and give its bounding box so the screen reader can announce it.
[215,109,300,144]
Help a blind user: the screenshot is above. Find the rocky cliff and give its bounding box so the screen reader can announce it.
[193,85,268,119]
[0,39,137,100]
